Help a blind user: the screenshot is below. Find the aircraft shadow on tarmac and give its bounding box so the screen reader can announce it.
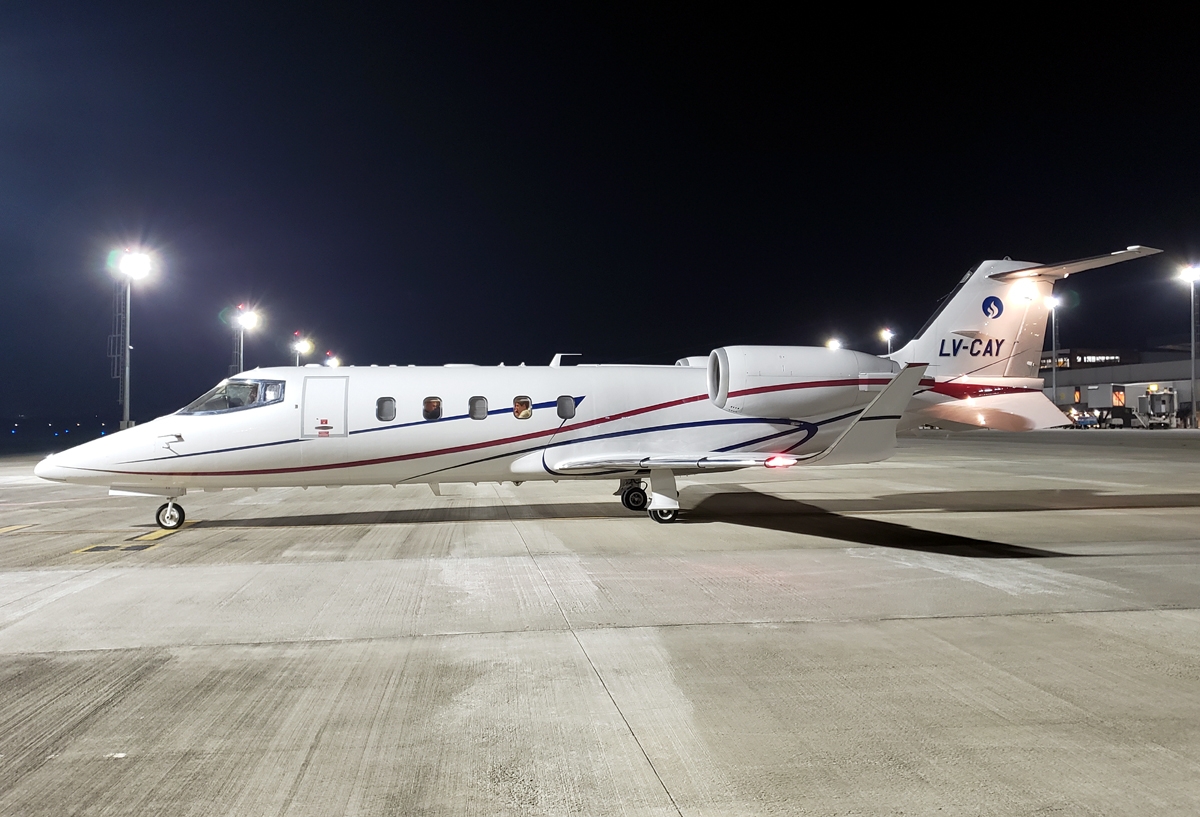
[178,481,1200,559]
[681,487,1064,559]
[194,503,633,529]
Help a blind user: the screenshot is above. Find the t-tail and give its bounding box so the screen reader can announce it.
[890,245,1161,430]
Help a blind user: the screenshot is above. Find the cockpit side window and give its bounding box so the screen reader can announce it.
[177,379,286,415]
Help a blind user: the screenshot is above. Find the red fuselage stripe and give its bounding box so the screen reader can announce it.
[91,376,915,478]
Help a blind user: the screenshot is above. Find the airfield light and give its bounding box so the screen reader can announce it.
[325,352,341,368]
[826,339,842,350]
[292,334,314,366]
[118,251,151,280]
[1044,295,1061,309]
[1181,266,1199,428]
[880,328,894,355]
[231,305,261,375]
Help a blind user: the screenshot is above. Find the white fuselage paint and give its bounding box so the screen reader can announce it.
[35,364,877,492]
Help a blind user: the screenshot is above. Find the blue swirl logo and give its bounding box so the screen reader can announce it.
[982,296,1004,319]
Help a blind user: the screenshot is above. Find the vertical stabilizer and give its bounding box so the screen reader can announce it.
[890,246,1160,380]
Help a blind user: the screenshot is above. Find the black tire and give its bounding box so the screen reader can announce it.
[648,508,679,524]
[621,487,649,512]
[156,502,185,530]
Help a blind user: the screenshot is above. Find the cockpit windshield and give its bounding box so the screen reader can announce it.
[177,379,286,415]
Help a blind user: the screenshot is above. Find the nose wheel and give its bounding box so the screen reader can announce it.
[155,501,186,530]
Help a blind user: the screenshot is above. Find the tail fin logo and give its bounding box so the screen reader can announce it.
[982,296,1004,319]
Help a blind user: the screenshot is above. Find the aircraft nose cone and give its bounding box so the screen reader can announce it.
[34,454,68,482]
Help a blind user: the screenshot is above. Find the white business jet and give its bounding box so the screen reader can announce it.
[35,246,1158,528]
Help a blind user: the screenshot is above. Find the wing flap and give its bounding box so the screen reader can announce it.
[552,453,781,473]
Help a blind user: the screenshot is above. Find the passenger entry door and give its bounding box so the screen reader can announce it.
[302,377,349,438]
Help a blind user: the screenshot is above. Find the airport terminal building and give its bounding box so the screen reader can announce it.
[1040,347,1194,424]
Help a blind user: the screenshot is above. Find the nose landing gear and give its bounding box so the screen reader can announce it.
[155,501,186,530]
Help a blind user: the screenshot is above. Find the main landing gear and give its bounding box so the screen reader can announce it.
[155,501,186,530]
[618,479,649,512]
[617,474,681,523]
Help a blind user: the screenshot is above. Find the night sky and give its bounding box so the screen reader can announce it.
[4,8,1199,422]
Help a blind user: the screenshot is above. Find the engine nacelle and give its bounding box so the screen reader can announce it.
[708,345,899,419]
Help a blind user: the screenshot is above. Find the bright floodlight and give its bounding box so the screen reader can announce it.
[118,252,151,279]
[1180,265,1199,283]
[293,338,313,355]
[326,356,341,368]
[880,329,894,341]
[826,339,842,350]
[1045,295,1061,309]
[237,310,259,330]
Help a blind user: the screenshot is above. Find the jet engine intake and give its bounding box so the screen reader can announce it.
[708,345,899,419]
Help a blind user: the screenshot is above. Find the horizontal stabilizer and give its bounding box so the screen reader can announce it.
[987,245,1161,282]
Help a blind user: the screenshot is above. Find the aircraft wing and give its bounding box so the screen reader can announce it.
[553,364,928,473]
[794,363,927,466]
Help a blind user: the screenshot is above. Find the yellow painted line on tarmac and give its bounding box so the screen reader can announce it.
[0,525,34,534]
[131,520,197,541]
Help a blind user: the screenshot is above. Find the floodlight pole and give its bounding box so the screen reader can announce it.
[1050,305,1058,406]
[121,277,132,430]
[1192,278,1197,428]
[231,324,244,376]
[230,309,256,376]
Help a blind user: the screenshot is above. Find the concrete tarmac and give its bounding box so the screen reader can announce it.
[1,431,1198,815]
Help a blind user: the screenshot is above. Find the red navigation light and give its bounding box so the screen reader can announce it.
[764,455,797,468]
